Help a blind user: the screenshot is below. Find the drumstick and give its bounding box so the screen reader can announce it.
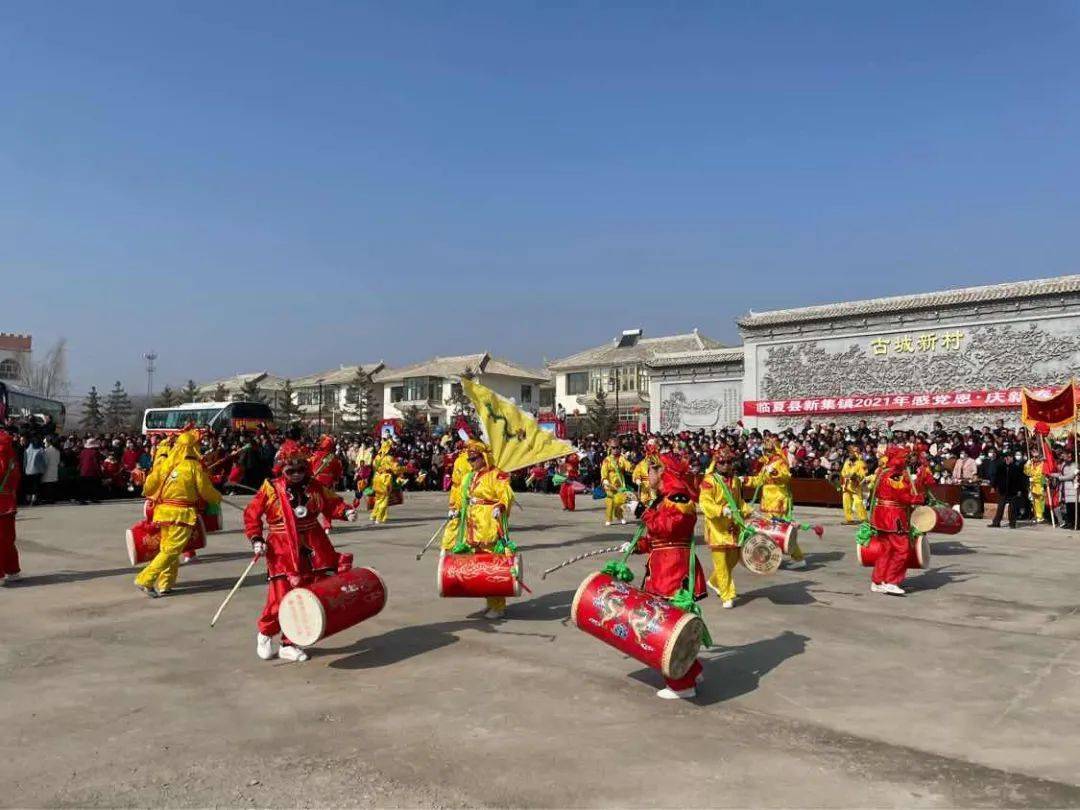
[210,554,260,627]
[541,544,625,579]
[416,517,451,561]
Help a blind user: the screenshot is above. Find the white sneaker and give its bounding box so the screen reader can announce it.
[882,583,906,596]
[278,645,309,662]
[722,599,735,609]
[256,633,276,660]
[787,559,807,570]
[604,521,612,527]
[5,572,21,582]
[482,609,505,620]
[870,582,887,594]
[620,519,627,525]
[656,686,696,700]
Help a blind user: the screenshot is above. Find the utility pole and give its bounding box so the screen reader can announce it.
[317,379,324,433]
[144,351,158,399]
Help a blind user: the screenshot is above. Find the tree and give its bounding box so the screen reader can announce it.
[342,368,376,435]
[586,387,617,440]
[81,386,105,432]
[20,337,69,399]
[155,386,180,407]
[104,381,133,431]
[400,404,430,440]
[276,379,303,427]
[213,383,229,401]
[181,380,200,403]
[238,379,265,403]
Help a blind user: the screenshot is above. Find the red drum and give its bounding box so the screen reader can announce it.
[911,505,963,536]
[125,518,207,566]
[365,490,404,510]
[278,567,387,646]
[571,572,704,680]
[143,499,154,522]
[437,552,522,598]
[337,552,353,573]
[201,502,223,534]
[740,534,782,575]
[856,534,931,570]
[744,515,798,554]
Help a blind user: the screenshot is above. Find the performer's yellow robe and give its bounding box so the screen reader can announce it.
[699,473,750,601]
[749,452,803,561]
[371,455,401,524]
[632,455,659,507]
[600,455,633,523]
[1025,460,1046,522]
[442,466,516,611]
[840,457,868,523]
[448,452,472,511]
[135,454,220,592]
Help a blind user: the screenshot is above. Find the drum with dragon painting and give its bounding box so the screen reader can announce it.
[437,552,523,598]
[743,515,797,554]
[571,571,704,680]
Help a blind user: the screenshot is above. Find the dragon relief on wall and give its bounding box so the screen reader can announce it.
[760,322,1080,402]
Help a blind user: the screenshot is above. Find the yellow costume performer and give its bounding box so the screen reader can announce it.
[601,444,633,526]
[631,440,661,508]
[1025,457,1046,523]
[440,378,574,619]
[699,450,750,607]
[134,429,220,596]
[370,442,401,524]
[840,449,868,524]
[749,441,806,567]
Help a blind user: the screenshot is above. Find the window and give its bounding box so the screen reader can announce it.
[520,384,533,404]
[588,368,607,394]
[0,359,19,380]
[390,386,404,403]
[539,387,555,408]
[566,372,588,395]
[403,376,442,401]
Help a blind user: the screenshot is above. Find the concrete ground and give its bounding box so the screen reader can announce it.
[3,492,1080,808]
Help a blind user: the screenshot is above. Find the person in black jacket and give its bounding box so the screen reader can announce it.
[988,452,1028,529]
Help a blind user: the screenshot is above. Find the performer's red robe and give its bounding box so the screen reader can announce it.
[560,454,579,511]
[870,468,923,586]
[0,434,21,579]
[243,478,348,641]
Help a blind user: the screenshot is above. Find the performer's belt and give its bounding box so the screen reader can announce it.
[268,519,319,532]
[159,498,196,508]
[648,540,692,550]
[875,499,909,509]
[469,499,501,506]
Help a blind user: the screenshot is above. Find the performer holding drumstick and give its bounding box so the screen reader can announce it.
[243,450,359,662]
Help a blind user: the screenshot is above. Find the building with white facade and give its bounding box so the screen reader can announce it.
[0,333,32,382]
[196,372,289,412]
[291,364,385,430]
[374,353,550,429]
[548,329,724,430]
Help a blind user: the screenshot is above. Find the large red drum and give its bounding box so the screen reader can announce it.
[200,502,223,534]
[125,518,207,566]
[278,567,387,646]
[365,490,404,510]
[572,572,704,680]
[910,505,963,535]
[437,552,522,598]
[744,515,798,554]
[856,534,931,570]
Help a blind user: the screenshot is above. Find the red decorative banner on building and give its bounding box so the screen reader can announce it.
[742,388,1039,417]
[1021,382,1078,429]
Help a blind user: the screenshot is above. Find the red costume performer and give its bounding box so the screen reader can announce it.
[310,435,344,532]
[559,453,580,511]
[631,454,707,698]
[243,451,356,662]
[0,431,22,584]
[869,446,923,596]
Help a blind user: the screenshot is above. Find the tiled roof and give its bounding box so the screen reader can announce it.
[197,372,287,392]
[548,331,723,371]
[648,347,744,368]
[292,363,385,387]
[374,353,550,383]
[737,275,1080,329]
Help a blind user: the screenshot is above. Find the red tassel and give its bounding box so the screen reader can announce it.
[813,525,825,537]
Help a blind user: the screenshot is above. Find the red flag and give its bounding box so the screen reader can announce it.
[1022,382,1077,430]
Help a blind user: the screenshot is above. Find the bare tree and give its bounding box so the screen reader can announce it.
[20,338,70,398]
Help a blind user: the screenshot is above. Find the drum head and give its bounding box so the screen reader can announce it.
[661,612,705,680]
[910,506,936,534]
[125,528,138,566]
[959,495,983,519]
[279,587,327,647]
[740,534,782,575]
[570,571,603,625]
[512,553,523,597]
[913,534,931,569]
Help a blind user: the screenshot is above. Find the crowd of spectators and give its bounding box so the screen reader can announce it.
[3,414,1077,527]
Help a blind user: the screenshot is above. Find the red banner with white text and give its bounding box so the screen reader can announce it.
[742,388,1039,417]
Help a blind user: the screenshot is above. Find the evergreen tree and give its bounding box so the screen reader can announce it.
[276,379,303,427]
[213,383,229,401]
[400,404,430,440]
[104,381,133,431]
[81,386,105,432]
[181,379,200,403]
[344,368,376,435]
[155,386,180,407]
[238,379,264,402]
[586,387,617,440]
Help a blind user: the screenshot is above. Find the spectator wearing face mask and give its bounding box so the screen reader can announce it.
[988,452,1028,529]
[951,450,979,484]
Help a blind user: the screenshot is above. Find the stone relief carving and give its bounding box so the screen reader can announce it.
[760,322,1080,400]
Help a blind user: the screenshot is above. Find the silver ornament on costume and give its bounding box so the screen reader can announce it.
[294,505,308,518]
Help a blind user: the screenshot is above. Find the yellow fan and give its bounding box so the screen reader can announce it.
[463,378,574,473]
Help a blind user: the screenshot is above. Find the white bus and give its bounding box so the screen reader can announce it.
[141,401,274,435]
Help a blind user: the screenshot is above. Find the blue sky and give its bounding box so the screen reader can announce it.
[3,1,1078,397]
